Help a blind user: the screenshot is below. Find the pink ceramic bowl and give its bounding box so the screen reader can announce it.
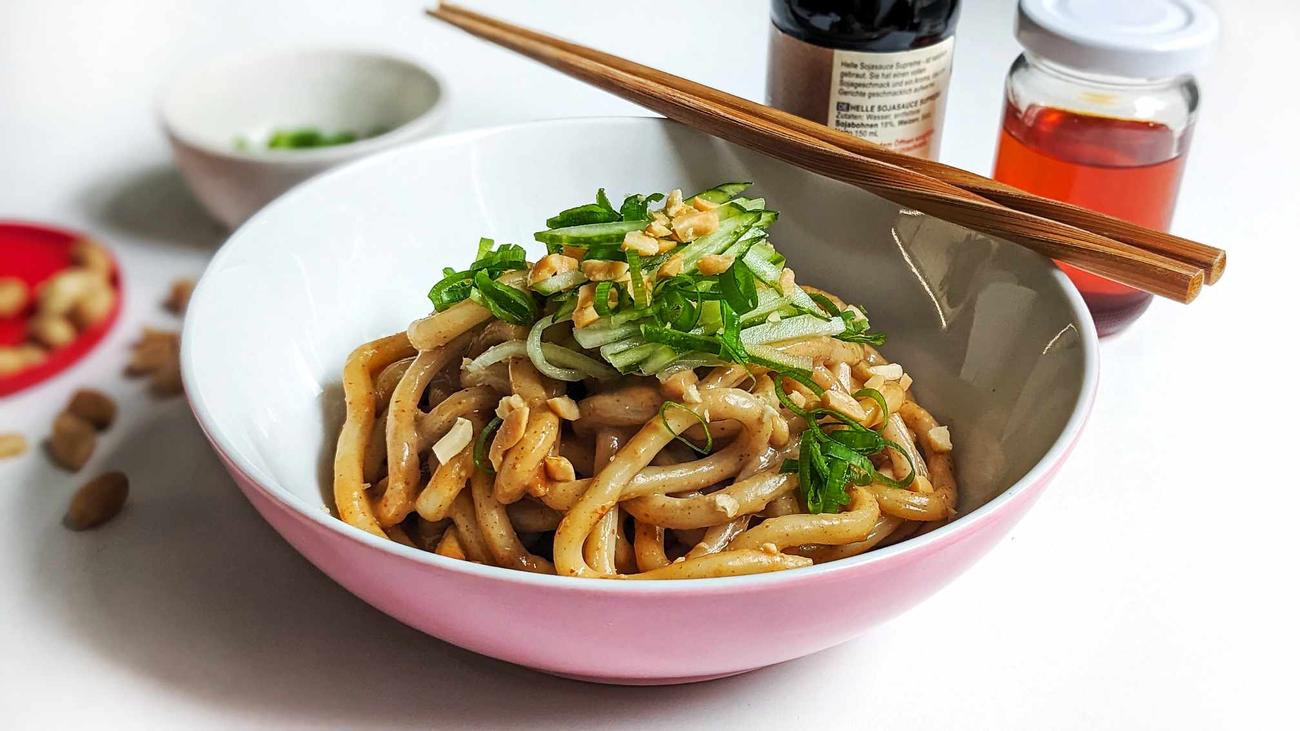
[181,118,1099,685]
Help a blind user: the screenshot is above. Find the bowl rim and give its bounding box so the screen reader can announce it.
[181,115,1101,593]
[157,45,448,165]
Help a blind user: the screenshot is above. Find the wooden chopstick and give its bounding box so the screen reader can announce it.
[439,3,1224,287]
[428,5,1205,303]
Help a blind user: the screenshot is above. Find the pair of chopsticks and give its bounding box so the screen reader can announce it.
[428,3,1226,303]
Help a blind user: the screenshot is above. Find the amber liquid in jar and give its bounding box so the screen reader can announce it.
[994,102,1189,335]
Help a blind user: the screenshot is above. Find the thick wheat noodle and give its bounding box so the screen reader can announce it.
[765,492,801,517]
[584,429,624,574]
[415,442,477,522]
[633,520,670,571]
[882,412,929,484]
[729,487,881,551]
[448,491,491,563]
[553,388,769,577]
[540,428,771,511]
[461,361,512,393]
[494,359,562,503]
[622,469,794,530]
[558,436,595,476]
[363,410,389,483]
[378,332,473,526]
[334,332,415,537]
[624,550,812,579]
[869,403,956,521]
[793,515,906,563]
[683,519,747,560]
[384,524,417,547]
[858,381,907,430]
[415,386,498,452]
[469,469,554,573]
[614,510,638,574]
[577,383,662,428]
[414,516,450,551]
[435,527,468,560]
[506,499,562,532]
[374,355,416,404]
[407,298,493,350]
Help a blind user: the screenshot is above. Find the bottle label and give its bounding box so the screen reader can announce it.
[825,37,956,159]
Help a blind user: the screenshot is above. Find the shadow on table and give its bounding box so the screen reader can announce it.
[21,399,861,729]
[77,164,226,250]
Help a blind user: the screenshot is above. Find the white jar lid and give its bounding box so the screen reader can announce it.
[1016,0,1219,78]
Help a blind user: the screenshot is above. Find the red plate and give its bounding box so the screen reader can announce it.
[0,221,124,397]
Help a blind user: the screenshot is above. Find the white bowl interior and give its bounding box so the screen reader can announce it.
[184,118,1093,535]
[162,48,442,153]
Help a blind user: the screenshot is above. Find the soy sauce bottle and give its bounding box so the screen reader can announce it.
[767,0,961,160]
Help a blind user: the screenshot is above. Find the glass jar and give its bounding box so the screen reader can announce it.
[992,0,1218,336]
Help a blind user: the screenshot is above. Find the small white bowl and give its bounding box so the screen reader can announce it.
[160,47,446,229]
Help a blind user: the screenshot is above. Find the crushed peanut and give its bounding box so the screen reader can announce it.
[574,282,617,328]
[621,230,660,256]
[712,493,740,518]
[670,209,719,242]
[766,311,781,324]
[561,245,585,261]
[496,393,527,419]
[489,405,530,470]
[899,373,913,391]
[697,254,734,276]
[759,542,781,556]
[778,267,796,296]
[664,189,685,217]
[543,455,576,482]
[546,395,581,421]
[867,363,904,380]
[645,220,672,238]
[64,471,129,531]
[527,254,579,286]
[928,426,953,453]
[822,390,868,423]
[691,196,720,211]
[657,253,685,279]
[580,259,630,282]
[431,417,474,464]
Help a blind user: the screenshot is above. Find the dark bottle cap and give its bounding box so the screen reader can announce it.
[770,0,961,52]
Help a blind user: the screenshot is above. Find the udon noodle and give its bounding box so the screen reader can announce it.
[331,184,956,579]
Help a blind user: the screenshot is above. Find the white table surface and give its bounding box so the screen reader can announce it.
[1,1,1295,728]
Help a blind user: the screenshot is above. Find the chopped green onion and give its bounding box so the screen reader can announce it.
[718,259,758,313]
[474,416,503,475]
[626,250,648,309]
[852,387,889,424]
[659,401,713,455]
[593,282,615,317]
[472,270,539,326]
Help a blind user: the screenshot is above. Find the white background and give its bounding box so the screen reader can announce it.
[1,1,1295,729]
